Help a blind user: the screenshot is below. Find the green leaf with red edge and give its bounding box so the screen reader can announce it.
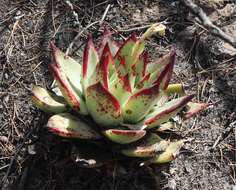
[133,52,148,87]
[121,133,169,157]
[89,44,114,89]
[143,49,176,89]
[50,43,83,94]
[144,95,194,128]
[122,82,161,124]
[47,113,101,139]
[109,74,132,106]
[31,85,68,114]
[50,63,88,115]
[82,35,99,89]
[114,33,144,77]
[144,140,184,164]
[86,82,122,127]
[183,102,210,119]
[98,27,119,57]
[103,129,146,144]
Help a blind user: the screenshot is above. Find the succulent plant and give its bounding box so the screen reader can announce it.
[32,25,209,166]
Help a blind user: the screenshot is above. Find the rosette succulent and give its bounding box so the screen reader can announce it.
[32,25,209,166]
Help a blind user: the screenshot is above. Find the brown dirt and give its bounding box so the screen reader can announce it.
[0,0,235,190]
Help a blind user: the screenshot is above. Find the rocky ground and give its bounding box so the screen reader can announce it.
[0,0,235,190]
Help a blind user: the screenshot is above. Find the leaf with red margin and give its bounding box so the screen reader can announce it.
[121,133,169,157]
[86,82,122,127]
[144,95,194,128]
[50,43,83,94]
[90,44,114,89]
[143,140,184,164]
[133,51,149,87]
[122,82,161,124]
[50,63,88,114]
[98,27,120,57]
[114,33,140,77]
[103,129,146,144]
[47,113,101,139]
[109,74,132,106]
[183,102,210,119]
[31,85,68,114]
[82,35,99,88]
[145,49,176,89]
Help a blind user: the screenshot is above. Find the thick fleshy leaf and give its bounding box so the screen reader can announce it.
[50,64,88,114]
[144,95,194,128]
[86,82,122,126]
[165,83,185,96]
[109,74,132,106]
[82,35,99,88]
[122,82,161,123]
[144,49,176,90]
[184,102,210,119]
[121,133,169,157]
[31,85,67,113]
[47,113,101,139]
[90,44,114,89]
[114,33,144,77]
[145,140,184,164]
[133,52,148,87]
[103,129,146,144]
[50,43,83,93]
[98,27,119,56]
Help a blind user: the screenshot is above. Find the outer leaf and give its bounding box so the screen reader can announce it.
[86,82,122,127]
[184,102,210,119]
[47,113,101,139]
[144,49,176,89]
[31,85,67,113]
[82,35,99,88]
[50,43,83,93]
[103,129,146,144]
[121,133,169,157]
[144,95,194,128]
[122,82,161,123]
[146,140,184,164]
[98,27,119,56]
[50,63,88,114]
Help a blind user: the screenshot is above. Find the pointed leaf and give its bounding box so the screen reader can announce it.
[50,43,83,93]
[144,95,194,128]
[184,102,210,119]
[47,113,101,139]
[147,140,184,164]
[86,82,122,127]
[114,33,144,77]
[143,49,176,89]
[122,133,169,157]
[50,64,88,114]
[103,129,146,144]
[98,27,119,56]
[122,82,161,123]
[31,85,67,113]
[82,35,99,88]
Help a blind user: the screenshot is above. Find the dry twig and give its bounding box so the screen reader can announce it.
[180,0,236,48]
